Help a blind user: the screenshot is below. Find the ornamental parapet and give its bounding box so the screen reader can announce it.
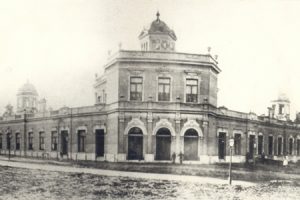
[0,105,106,122]
[105,50,220,72]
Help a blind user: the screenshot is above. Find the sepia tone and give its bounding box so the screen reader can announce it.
[0,1,299,199]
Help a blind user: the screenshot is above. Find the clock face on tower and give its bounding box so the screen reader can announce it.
[170,42,174,50]
[155,42,160,50]
[161,40,168,49]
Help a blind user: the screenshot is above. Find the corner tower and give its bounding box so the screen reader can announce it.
[139,12,177,52]
[271,93,290,121]
[17,81,38,113]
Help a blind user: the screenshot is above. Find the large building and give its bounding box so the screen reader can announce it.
[0,13,300,164]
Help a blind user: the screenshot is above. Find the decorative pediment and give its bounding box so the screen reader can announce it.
[128,68,144,76]
[180,119,203,137]
[184,70,201,77]
[124,118,147,135]
[38,128,45,132]
[153,118,175,136]
[59,106,70,115]
[147,112,153,123]
[217,127,228,137]
[233,130,244,137]
[248,112,257,120]
[93,124,106,133]
[76,126,88,133]
[156,65,170,74]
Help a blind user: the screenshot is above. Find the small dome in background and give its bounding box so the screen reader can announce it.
[17,81,38,96]
[277,92,290,102]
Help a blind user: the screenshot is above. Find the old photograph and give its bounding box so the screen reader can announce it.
[0,0,299,199]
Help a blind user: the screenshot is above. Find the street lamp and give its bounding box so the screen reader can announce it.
[229,137,234,185]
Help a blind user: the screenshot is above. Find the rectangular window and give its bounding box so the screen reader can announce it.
[289,138,293,155]
[16,133,20,150]
[258,135,263,155]
[158,77,171,101]
[297,139,300,156]
[51,131,58,151]
[130,77,143,101]
[39,132,45,150]
[6,134,11,150]
[28,132,33,150]
[268,136,273,155]
[0,134,2,149]
[78,130,86,152]
[96,129,105,157]
[278,137,282,156]
[234,134,241,155]
[186,79,198,103]
[279,104,284,114]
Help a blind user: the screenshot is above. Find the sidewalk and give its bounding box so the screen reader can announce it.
[0,158,255,187]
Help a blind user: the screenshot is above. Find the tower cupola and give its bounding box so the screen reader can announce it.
[17,81,38,113]
[271,93,290,121]
[139,12,177,52]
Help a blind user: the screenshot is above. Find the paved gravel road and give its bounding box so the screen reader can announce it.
[0,160,255,186]
[0,160,299,200]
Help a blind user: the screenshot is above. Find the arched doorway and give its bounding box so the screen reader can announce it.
[128,127,143,160]
[155,128,171,160]
[184,129,199,160]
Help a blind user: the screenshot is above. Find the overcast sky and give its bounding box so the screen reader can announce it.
[1,0,300,118]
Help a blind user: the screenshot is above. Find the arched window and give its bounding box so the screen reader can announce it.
[128,127,143,160]
[39,132,45,150]
[16,133,20,150]
[268,135,273,155]
[155,128,171,160]
[278,137,283,156]
[184,129,199,160]
[77,130,86,152]
[6,133,12,150]
[289,138,293,155]
[0,134,2,149]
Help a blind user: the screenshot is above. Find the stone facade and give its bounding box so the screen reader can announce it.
[1,13,300,164]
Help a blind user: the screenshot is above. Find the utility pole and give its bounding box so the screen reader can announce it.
[70,108,73,160]
[229,137,234,185]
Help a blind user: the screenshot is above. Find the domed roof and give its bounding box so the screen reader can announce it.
[278,93,290,102]
[17,81,38,96]
[139,12,177,40]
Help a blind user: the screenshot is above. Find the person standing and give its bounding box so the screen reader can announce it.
[171,152,176,164]
[178,151,184,164]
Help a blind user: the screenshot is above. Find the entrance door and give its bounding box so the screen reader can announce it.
[258,135,263,155]
[6,133,11,151]
[278,137,282,156]
[268,136,273,155]
[155,128,171,160]
[249,135,255,159]
[127,127,143,160]
[61,131,68,155]
[218,132,226,159]
[95,129,104,157]
[184,129,199,160]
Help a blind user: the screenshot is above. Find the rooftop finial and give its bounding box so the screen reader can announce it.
[156,11,160,21]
